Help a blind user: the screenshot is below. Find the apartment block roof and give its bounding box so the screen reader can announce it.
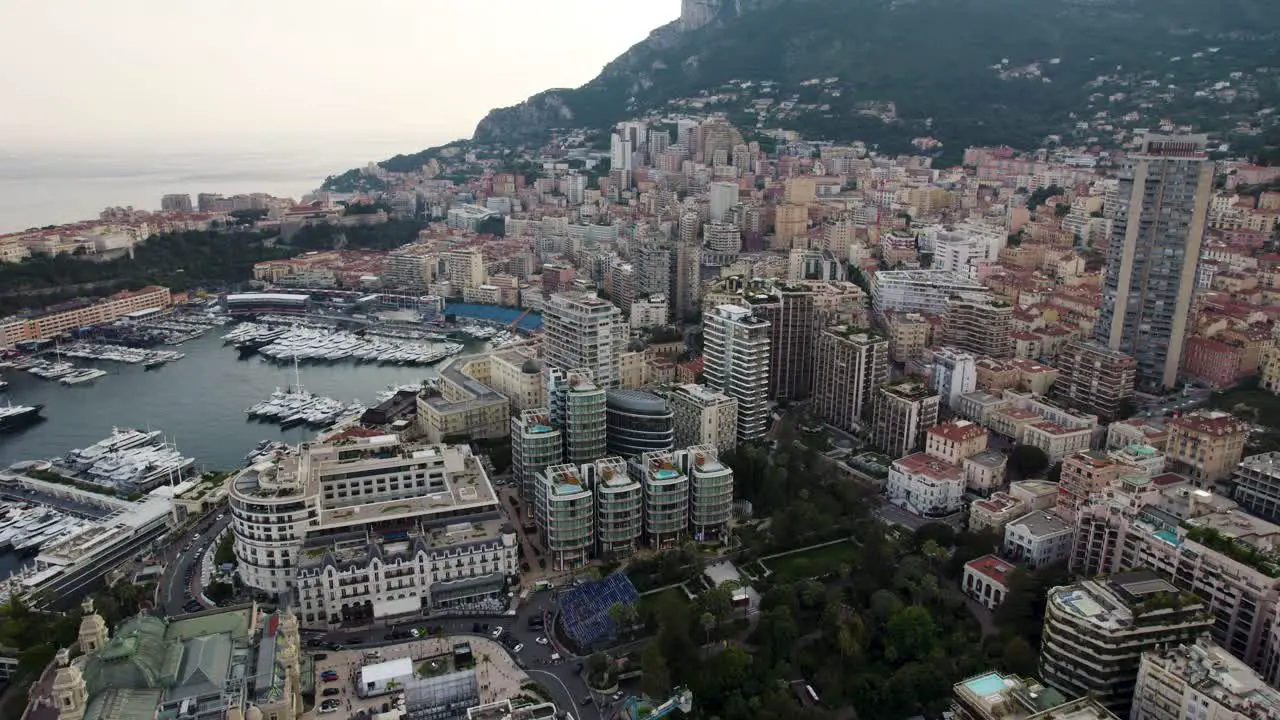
[929,419,987,443]
[1009,510,1073,539]
[1171,410,1250,436]
[892,452,964,482]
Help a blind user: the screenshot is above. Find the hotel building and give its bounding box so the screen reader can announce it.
[229,435,517,628]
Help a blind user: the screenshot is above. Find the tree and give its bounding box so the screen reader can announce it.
[1001,636,1038,676]
[1009,445,1050,478]
[640,641,671,698]
[214,534,236,566]
[206,581,234,606]
[884,605,937,663]
[913,522,956,549]
[700,612,717,645]
[586,651,611,686]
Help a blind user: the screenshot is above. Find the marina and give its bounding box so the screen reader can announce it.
[0,503,93,555]
[223,322,465,365]
[0,328,473,471]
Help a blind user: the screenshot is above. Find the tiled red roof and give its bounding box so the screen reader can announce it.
[965,554,1015,586]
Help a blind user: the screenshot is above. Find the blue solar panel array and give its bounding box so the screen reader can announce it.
[444,303,544,331]
[559,573,640,647]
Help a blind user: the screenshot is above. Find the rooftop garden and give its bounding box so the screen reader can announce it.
[1186,526,1280,578]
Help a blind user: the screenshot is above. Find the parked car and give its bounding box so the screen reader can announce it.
[513,643,524,653]
[491,627,504,639]
[535,636,549,645]
[322,688,340,697]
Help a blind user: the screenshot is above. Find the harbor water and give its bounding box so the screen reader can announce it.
[0,328,478,471]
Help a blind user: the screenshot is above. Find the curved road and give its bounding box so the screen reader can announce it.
[312,591,609,720]
[159,513,232,615]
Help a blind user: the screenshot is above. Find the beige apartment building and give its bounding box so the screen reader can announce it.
[885,311,934,364]
[1052,340,1137,422]
[1166,410,1250,489]
[417,354,511,442]
[925,419,989,466]
[943,297,1013,359]
[1,285,171,346]
[485,346,546,413]
[441,248,487,292]
[871,379,941,458]
[667,383,739,453]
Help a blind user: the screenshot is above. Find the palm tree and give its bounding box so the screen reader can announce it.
[700,611,716,647]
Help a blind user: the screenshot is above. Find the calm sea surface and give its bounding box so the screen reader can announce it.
[0,329,482,471]
[0,134,446,233]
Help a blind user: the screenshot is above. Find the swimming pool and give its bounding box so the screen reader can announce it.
[964,672,1008,697]
[654,469,681,480]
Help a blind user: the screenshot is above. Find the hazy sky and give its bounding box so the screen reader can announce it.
[0,1,680,149]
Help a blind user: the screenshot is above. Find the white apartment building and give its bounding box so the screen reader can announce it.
[708,181,739,222]
[933,231,987,277]
[630,295,669,328]
[702,305,772,443]
[667,384,739,453]
[870,269,995,319]
[591,457,642,558]
[1133,639,1280,720]
[1040,571,1212,714]
[687,445,734,542]
[1003,511,1074,570]
[886,452,966,517]
[546,368,608,466]
[229,436,516,628]
[543,292,626,389]
[534,463,595,570]
[931,348,979,410]
[640,451,691,549]
[511,409,562,500]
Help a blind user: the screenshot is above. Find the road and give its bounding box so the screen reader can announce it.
[875,501,964,532]
[314,590,612,720]
[159,513,232,616]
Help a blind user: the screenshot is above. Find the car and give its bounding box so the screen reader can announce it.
[192,534,200,540]
[535,636,548,645]
[216,514,224,520]
[491,627,504,639]
[611,692,624,701]
[318,705,338,714]
[322,688,340,696]
[513,643,524,653]
[410,628,421,638]
[320,670,338,678]
[322,675,340,683]
[580,695,593,706]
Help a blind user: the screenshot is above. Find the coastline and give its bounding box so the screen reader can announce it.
[0,133,448,233]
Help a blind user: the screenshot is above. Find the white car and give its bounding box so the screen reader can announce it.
[513,643,524,653]
[491,627,504,639]
[410,628,421,638]
[535,636,549,645]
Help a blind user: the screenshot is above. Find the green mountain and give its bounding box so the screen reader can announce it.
[368,0,1280,175]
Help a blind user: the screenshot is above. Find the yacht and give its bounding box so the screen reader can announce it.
[68,428,164,466]
[0,403,44,432]
[59,368,107,385]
